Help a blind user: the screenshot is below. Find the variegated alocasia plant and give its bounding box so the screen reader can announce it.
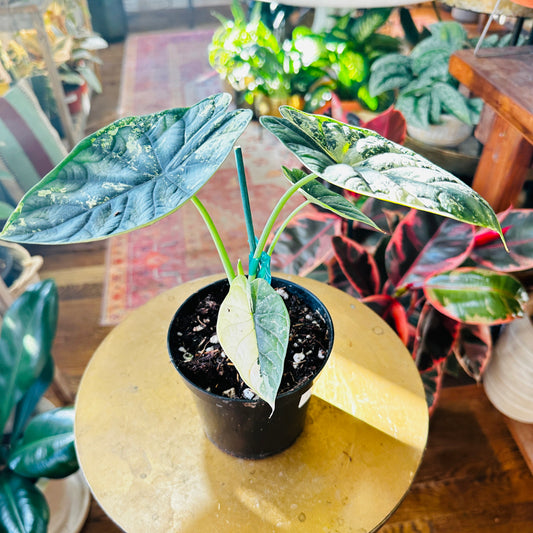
[1,94,506,411]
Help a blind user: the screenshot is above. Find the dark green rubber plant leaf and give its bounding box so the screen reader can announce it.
[424,268,528,325]
[216,275,290,410]
[260,107,503,239]
[281,167,381,231]
[0,469,49,533]
[1,93,252,244]
[0,280,58,436]
[8,407,78,479]
[10,355,55,447]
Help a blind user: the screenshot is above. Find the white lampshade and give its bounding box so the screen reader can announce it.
[441,0,533,17]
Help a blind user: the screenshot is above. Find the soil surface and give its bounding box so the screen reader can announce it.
[169,281,331,400]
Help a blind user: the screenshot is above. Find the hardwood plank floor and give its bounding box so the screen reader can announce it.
[31,5,533,532]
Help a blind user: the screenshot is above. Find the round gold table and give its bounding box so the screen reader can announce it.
[75,275,428,533]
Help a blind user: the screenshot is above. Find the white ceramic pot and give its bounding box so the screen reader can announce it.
[407,115,474,148]
[483,316,533,423]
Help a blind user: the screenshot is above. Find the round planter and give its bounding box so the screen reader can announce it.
[407,114,474,148]
[483,315,533,423]
[167,277,334,459]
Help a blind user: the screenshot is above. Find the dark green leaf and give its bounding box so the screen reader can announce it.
[0,280,58,436]
[260,107,502,237]
[424,268,528,324]
[8,407,78,479]
[0,469,49,533]
[1,94,252,244]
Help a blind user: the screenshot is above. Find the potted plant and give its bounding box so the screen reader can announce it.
[368,21,482,147]
[0,279,79,532]
[0,93,513,458]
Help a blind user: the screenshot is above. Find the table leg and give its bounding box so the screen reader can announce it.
[472,113,533,212]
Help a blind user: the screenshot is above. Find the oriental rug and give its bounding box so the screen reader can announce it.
[101,29,300,325]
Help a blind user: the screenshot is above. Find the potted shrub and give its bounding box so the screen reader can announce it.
[0,93,512,458]
[0,279,80,532]
[368,21,482,147]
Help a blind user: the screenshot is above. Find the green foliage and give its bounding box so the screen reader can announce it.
[0,280,78,533]
[0,95,503,411]
[369,21,482,128]
[209,3,400,112]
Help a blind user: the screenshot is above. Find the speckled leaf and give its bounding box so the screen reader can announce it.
[282,167,380,230]
[1,93,252,244]
[216,275,289,409]
[8,407,78,479]
[424,268,528,325]
[0,470,49,533]
[260,107,503,238]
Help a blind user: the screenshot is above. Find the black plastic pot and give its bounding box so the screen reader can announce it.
[167,277,334,459]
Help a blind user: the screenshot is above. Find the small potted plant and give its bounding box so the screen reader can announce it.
[0,279,80,532]
[368,21,482,147]
[0,93,510,458]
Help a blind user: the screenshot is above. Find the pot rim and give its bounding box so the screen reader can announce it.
[167,276,334,405]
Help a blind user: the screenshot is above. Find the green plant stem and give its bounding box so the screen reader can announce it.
[234,146,256,256]
[267,200,311,257]
[249,173,317,279]
[191,196,235,281]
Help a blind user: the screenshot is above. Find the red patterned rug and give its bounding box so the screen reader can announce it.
[101,29,301,324]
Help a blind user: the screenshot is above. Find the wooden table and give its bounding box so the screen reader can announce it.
[449,46,533,212]
[74,274,428,533]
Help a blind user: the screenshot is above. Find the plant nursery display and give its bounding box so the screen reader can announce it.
[0,93,520,456]
[0,279,79,533]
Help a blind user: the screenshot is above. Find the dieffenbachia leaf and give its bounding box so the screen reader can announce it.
[0,470,49,533]
[216,275,290,410]
[260,107,504,240]
[281,167,381,232]
[1,93,252,244]
[424,268,528,325]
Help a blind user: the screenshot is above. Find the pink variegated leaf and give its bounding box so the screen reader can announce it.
[327,257,360,297]
[360,106,407,145]
[332,235,381,298]
[471,209,533,272]
[362,294,410,345]
[420,360,445,415]
[452,323,492,382]
[385,210,475,289]
[413,302,459,371]
[270,209,341,276]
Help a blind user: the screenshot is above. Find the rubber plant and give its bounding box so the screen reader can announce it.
[0,279,78,533]
[0,93,509,412]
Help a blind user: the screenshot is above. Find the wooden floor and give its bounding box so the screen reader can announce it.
[33,6,533,533]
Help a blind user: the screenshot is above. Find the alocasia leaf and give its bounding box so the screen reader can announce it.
[0,469,49,533]
[282,167,381,231]
[260,107,503,239]
[385,210,475,289]
[216,275,290,410]
[8,407,78,479]
[1,94,252,244]
[424,268,528,325]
